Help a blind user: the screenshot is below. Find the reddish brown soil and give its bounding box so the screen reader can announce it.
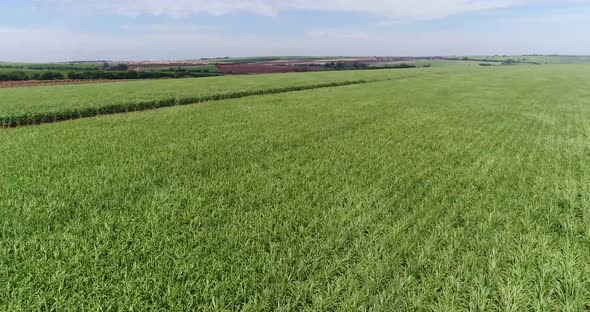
[0,79,134,89]
[217,64,319,74]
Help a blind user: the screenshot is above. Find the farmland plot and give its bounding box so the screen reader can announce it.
[0,68,418,127]
[2,65,590,310]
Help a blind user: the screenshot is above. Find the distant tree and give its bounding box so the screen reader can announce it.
[502,59,516,65]
[397,63,416,69]
[39,71,64,80]
[109,64,129,71]
[0,71,28,81]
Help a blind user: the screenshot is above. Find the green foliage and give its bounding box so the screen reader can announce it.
[0,70,64,81]
[0,69,414,126]
[38,71,65,80]
[0,80,374,127]
[106,63,129,71]
[447,56,541,65]
[0,71,29,81]
[0,62,102,71]
[0,63,220,82]
[142,65,219,73]
[66,70,219,80]
[3,65,590,309]
[461,55,590,64]
[391,63,417,69]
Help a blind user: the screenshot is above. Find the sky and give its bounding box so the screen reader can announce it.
[1,0,589,62]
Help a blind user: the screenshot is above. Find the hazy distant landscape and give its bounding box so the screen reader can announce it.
[3,54,589,89]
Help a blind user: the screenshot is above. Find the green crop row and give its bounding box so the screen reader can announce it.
[4,65,590,310]
[0,79,378,127]
[0,68,419,119]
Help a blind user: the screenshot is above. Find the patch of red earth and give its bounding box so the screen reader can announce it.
[0,79,135,89]
[217,64,319,75]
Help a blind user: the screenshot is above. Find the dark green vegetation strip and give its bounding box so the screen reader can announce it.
[4,65,590,310]
[0,79,377,128]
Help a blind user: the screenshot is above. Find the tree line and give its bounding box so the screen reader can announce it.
[0,70,220,81]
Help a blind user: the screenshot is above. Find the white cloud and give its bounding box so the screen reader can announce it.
[2,14,590,63]
[0,26,286,62]
[120,24,218,32]
[33,0,573,21]
[5,2,590,61]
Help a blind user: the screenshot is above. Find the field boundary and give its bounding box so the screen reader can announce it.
[0,79,391,128]
[0,79,141,89]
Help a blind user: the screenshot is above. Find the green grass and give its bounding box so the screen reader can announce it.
[3,64,590,310]
[0,68,416,126]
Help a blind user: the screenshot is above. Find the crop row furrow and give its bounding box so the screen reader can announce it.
[0,79,386,128]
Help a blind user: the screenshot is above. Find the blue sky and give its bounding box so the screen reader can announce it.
[1,0,589,61]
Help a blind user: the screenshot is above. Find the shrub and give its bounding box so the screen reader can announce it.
[39,71,65,80]
[0,71,28,81]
